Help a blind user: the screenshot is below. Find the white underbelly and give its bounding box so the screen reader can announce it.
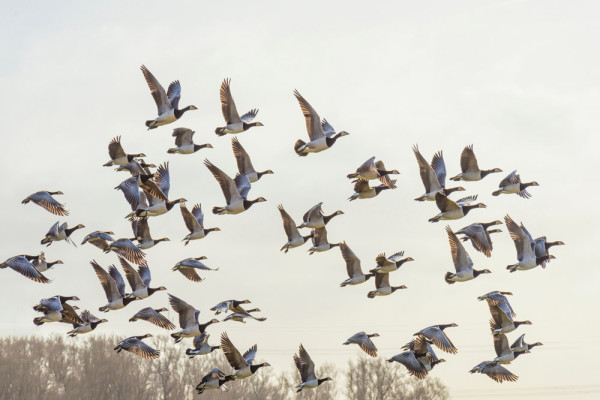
[224,123,244,133]
[155,109,177,125]
[499,183,520,193]
[305,137,328,152]
[439,209,465,220]
[453,269,474,281]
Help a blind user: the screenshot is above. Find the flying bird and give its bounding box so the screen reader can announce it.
[22,191,69,216]
[412,146,465,201]
[114,334,160,359]
[167,128,213,154]
[450,144,502,181]
[215,78,263,135]
[492,170,539,198]
[294,344,332,392]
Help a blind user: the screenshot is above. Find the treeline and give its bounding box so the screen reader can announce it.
[0,335,449,400]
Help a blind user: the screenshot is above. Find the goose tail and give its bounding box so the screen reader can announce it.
[294,140,308,156]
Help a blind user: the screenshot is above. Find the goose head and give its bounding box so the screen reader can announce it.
[156,307,169,312]
[142,333,153,339]
[49,191,64,195]
[368,333,380,338]
[391,285,407,292]
[194,256,208,260]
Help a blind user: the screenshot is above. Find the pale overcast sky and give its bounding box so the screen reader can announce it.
[1,1,598,398]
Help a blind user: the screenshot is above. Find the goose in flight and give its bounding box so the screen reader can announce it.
[66,310,108,337]
[339,241,374,287]
[141,65,196,129]
[103,136,146,166]
[23,252,63,273]
[129,307,175,330]
[510,334,543,353]
[40,222,85,246]
[367,272,406,298]
[492,333,530,364]
[470,361,518,383]
[211,299,251,315]
[492,170,539,198]
[278,204,313,253]
[22,191,69,216]
[534,236,564,268]
[81,230,114,251]
[172,257,219,282]
[104,238,146,265]
[118,257,166,299]
[223,308,264,323]
[388,340,446,379]
[1,255,50,283]
[294,344,332,392]
[412,146,465,201]
[33,295,80,325]
[298,202,343,229]
[456,221,502,257]
[215,78,263,135]
[293,90,349,156]
[343,332,379,357]
[204,159,266,214]
[370,251,414,274]
[428,193,486,223]
[308,227,340,254]
[180,203,220,245]
[347,156,399,181]
[450,145,502,181]
[167,128,212,154]
[221,332,270,380]
[130,217,170,249]
[505,215,554,272]
[186,333,220,358]
[114,334,160,359]
[348,177,396,201]
[232,137,273,182]
[195,368,233,394]
[413,323,458,354]
[169,293,219,343]
[444,226,491,284]
[91,260,140,312]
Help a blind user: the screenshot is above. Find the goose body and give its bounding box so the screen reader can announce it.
[510,334,543,353]
[24,252,63,273]
[444,226,491,284]
[211,299,252,315]
[22,191,68,216]
[129,307,175,330]
[413,146,465,201]
[180,203,220,245]
[172,257,218,282]
[339,242,374,287]
[343,332,379,357]
[169,293,219,343]
[470,361,518,383]
[232,137,272,182]
[505,215,553,272]
[308,227,340,254]
[215,79,263,135]
[131,217,170,249]
[492,170,539,198]
[387,346,445,380]
[221,332,270,380]
[367,272,406,298]
[103,136,145,166]
[450,145,502,181]
[114,334,160,359]
[348,177,396,201]
[196,368,233,394]
[534,236,564,268]
[493,333,530,364]
[168,128,212,154]
[33,295,80,325]
[278,204,313,253]
[104,238,146,264]
[294,344,332,392]
[118,257,165,299]
[91,260,139,312]
[370,251,414,274]
[414,324,458,354]
[429,193,486,223]
[347,156,399,181]
[41,222,85,246]
[293,90,348,156]
[186,333,220,357]
[67,310,107,336]
[456,221,502,257]
[141,65,196,129]
[81,230,114,251]
[298,202,343,229]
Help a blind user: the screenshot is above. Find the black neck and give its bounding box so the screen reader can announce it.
[257,170,270,179]
[250,364,266,373]
[123,297,137,306]
[374,185,390,195]
[325,132,344,147]
[317,378,330,386]
[90,321,103,330]
[64,227,81,237]
[48,261,61,267]
[437,324,454,330]
[243,199,261,209]
[148,287,163,296]
[174,106,193,119]
[323,212,340,224]
[198,321,216,332]
[514,321,528,328]
[193,144,209,152]
[473,269,486,277]
[461,205,479,215]
[546,241,562,248]
[480,169,498,178]
[443,187,462,195]
[204,227,219,234]
[243,122,260,130]
[536,255,551,265]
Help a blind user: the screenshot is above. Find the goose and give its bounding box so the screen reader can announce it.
[294,344,332,392]
[492,170,539,198]
[534,236,564,268]
[343,332,379,357]
[129,307,175,330]
[180,203,220,245]
[23,252,63,273]
[204,159,266,214]
[492,333,530,364]
[347,156,399,181]
[215,78,263,135]
[339,241,375,287]
[370,251,414,274]
[505,215,554,272]
[414,323,458,354]
[41,222,85,246]
[488,304,531,336]
[104,238,146,265]
[81,230,114,251]
[348,178,396,201]
[114,334,160,359]
[169,293,219,343]
[33,295,80,325]
[167,128,213,154]
[141,65,196,129]
[67,310,108,337]
[130,217,170,249]
[1,255,49,283]
[211,299,252,315]
[196,368,233,394]
[428,193,486,223]
[298,202,343,229]
[478,291,515,312]
[510,334,543,353]
[232,137,273,182]
[450,145,502,181]
[116,175,160,210]
[172,257,219,282]
[221,332,270,380]
[308,227,340,254]
[456,221,503,257]
[278,204,313,253]
[293,90,349,156]
[367,272,406,298]
[118,257,166,299]
[469,361,518,383]
[413,146,465,201]
[22,191,68,216]
[103,136,146,166]
[401,336,446,373]
[115,159,156,176]
[91,260,140,312]
[444,226,491,284]
[387,349,445,380]
[186,333,220,358]
[223,309,264,323]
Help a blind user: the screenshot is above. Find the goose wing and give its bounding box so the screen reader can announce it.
[135,218,152,242]
[169,294,199,329]
[38,296,62,312]
[108,136,126,160]
[167,80,181,110]
[312,227,328,246]
[172,128,194,147]
[4,256,49,283]
[193,332,209,349]
[446,226,473,272]
[91,261,121,301]
[140,65,171,115]
[417,326,457,354]
[242,344,258,365]
[505,215,534,261]
[413,146,441,193]
[499,170,520,187]
[176,267,203,282]
[132,307,175,330]
[110,239,146,265]
[321,119,336,137]
[221,332,248,369]
[278,205,301,242]
[460,144,480,173]
[390,352,428,379]
[489,305,514,332]
[481,362,518,383]
[117,177,140,210]
[494,333,510,357]
[232,137,256,175]
[27,191,69,216]
[458,224,492,257]
[355,156,377,176]
[347,332,377,357]
[240,109,258,123]
[123,337,160,359]
[534,237,548,258]
[119,257,145,292]
[431,150,447,188]
[61,302,84,325]
[154,162,171,199]
[298,344,317,381]
[340,242,362,278]
[353,179,370,193]
[204,160,242,205]
[435,192,459,212]
[387,251,406,263]
[181,203,202,233]
[510,334,526,351]
[302,202,323,223]
[220,78,241,124]
[234,173,252,200]
[293,90,324,141]
[138,263,151,287]
[375,272,390,289]
[108,265,127,297]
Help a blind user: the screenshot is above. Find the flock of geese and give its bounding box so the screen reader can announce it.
[1,65,565,394]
